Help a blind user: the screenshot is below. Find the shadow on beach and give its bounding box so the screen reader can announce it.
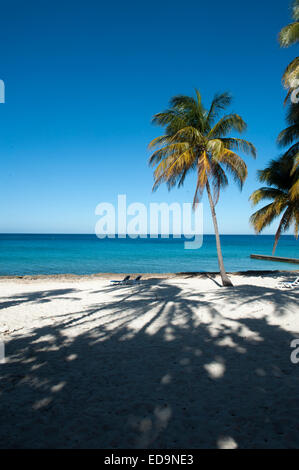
[0,277,299,448]
[0,288,81,311]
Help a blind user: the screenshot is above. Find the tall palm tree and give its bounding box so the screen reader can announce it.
[148,89,256,287]
[279,0,299,92]
[250,153,299,255]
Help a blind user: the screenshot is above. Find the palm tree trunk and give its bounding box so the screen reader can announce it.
[206,180,233,287]
[272,208,290,255]
[272,227,282,255]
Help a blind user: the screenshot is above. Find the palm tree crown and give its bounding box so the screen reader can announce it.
[149,90,256,205]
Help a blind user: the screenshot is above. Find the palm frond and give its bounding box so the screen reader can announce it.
[194,89,203,110]
[207,139,225,160]
[170,94,198,112]
[289,178,299,200]
[293,0,299,21]
[279,20,299,47]
[221,137,257,157]
[282,56,299,89]
[293,206,299,237]
[152,147,196,191]
[277,124,299,147]
[149,89,254,218]
[211,164,229,205]
[291,151,299,172]
[208,114,247,139]
[206,92,232,126]
[148,135,172,150]
[169,126,206,146]
[197,150,211,188]
[250,202,283,233]
[148,142,190,166]
[249,187,287,205]
[218,150,248,189]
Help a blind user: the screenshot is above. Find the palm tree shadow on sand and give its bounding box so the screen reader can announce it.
[0,278,299,448]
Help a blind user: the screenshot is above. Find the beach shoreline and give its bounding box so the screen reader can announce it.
[0,269,298,282]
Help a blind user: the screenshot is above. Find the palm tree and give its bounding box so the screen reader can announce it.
[148,89,256,287]
[279,0,299,92]
[277,102,299,200]
[250,153,299,255]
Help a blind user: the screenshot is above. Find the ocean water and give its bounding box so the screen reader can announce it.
[0,234,298,276]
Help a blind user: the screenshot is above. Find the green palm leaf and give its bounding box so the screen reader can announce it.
[282,56,299,89]
[206,92,232,126]
[277,124,299,147]
[221,137,257,157]
[279,22,299,47]
[208,114,247,139]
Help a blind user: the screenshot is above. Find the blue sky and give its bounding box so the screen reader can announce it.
[0,0,296,234]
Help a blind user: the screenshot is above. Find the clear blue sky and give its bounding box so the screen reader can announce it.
[0,0,296,234]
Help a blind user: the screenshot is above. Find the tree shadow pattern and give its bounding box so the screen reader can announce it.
[0,277,299,448]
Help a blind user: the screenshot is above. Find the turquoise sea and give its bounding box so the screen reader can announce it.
[0,234,298,276]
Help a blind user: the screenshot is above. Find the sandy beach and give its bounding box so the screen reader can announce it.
[1,271,299,449]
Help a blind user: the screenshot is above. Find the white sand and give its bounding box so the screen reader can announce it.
[0,272,299,449]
